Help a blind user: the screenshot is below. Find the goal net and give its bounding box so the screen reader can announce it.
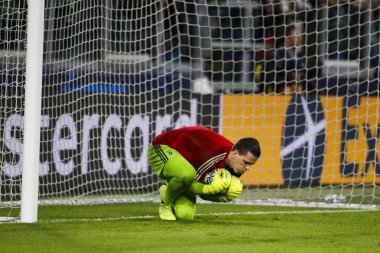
[1,0,379,221]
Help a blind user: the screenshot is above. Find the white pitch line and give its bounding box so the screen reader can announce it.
[44,209,376,223]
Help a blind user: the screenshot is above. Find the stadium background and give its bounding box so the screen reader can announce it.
[0,0,379,204]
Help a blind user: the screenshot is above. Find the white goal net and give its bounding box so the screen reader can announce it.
[1,0,379,221]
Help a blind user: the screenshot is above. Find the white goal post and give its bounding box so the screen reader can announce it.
[20,0,45,223]
[0,0,379,223]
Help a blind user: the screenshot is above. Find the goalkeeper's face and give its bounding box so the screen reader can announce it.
[229,150,258,176]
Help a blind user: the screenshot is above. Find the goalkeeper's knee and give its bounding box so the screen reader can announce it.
[174,205,196,221]
[173,199,196,221]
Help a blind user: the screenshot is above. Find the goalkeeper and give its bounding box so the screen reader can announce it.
[148,126,261,221]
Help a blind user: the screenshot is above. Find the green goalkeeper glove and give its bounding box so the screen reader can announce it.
[200,175,243,202]
[202,169,232,195]
[222,175,243,201]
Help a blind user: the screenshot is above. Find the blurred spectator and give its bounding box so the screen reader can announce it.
[263,25,303,93]
[346,0,371,61]
[280,0,312,25]
[257,0,286,45]
[160,0,180,62]
[323,0,347,59]
[0,1,27,51]
[263,25,321,93]
[323,0,373,60]
[254,0,285,92]
[370,1,380,79]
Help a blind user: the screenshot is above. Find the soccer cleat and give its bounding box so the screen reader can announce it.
[159,185,176,221]
[159,204,176,221]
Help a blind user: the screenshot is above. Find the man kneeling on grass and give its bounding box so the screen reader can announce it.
[148,126,261,221]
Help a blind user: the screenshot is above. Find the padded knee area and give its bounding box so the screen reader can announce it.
[174,204,196,221]
[173,194,196,221]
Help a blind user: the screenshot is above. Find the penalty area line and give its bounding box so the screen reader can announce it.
[45,209,375,223]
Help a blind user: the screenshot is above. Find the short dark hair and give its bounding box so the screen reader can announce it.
[233,137,261,158]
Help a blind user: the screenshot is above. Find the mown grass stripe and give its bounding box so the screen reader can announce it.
[43,209,375,223]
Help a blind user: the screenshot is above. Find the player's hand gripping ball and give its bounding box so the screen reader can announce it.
[203,168,223,185]
[203,168,243,202]
[204,168,231,193]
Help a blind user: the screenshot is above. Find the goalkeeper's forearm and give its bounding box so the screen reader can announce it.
[188,181,228,195]
[189,169,231,195]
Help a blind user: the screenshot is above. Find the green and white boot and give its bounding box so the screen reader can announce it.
[158,185,176,221]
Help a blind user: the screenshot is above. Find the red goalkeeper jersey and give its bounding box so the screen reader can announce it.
[152,126,234,180]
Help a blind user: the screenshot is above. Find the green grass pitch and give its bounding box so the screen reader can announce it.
[1,203,379,253]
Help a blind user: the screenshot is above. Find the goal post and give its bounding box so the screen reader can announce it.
[20,0,45,223]
[1,0,379,223]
